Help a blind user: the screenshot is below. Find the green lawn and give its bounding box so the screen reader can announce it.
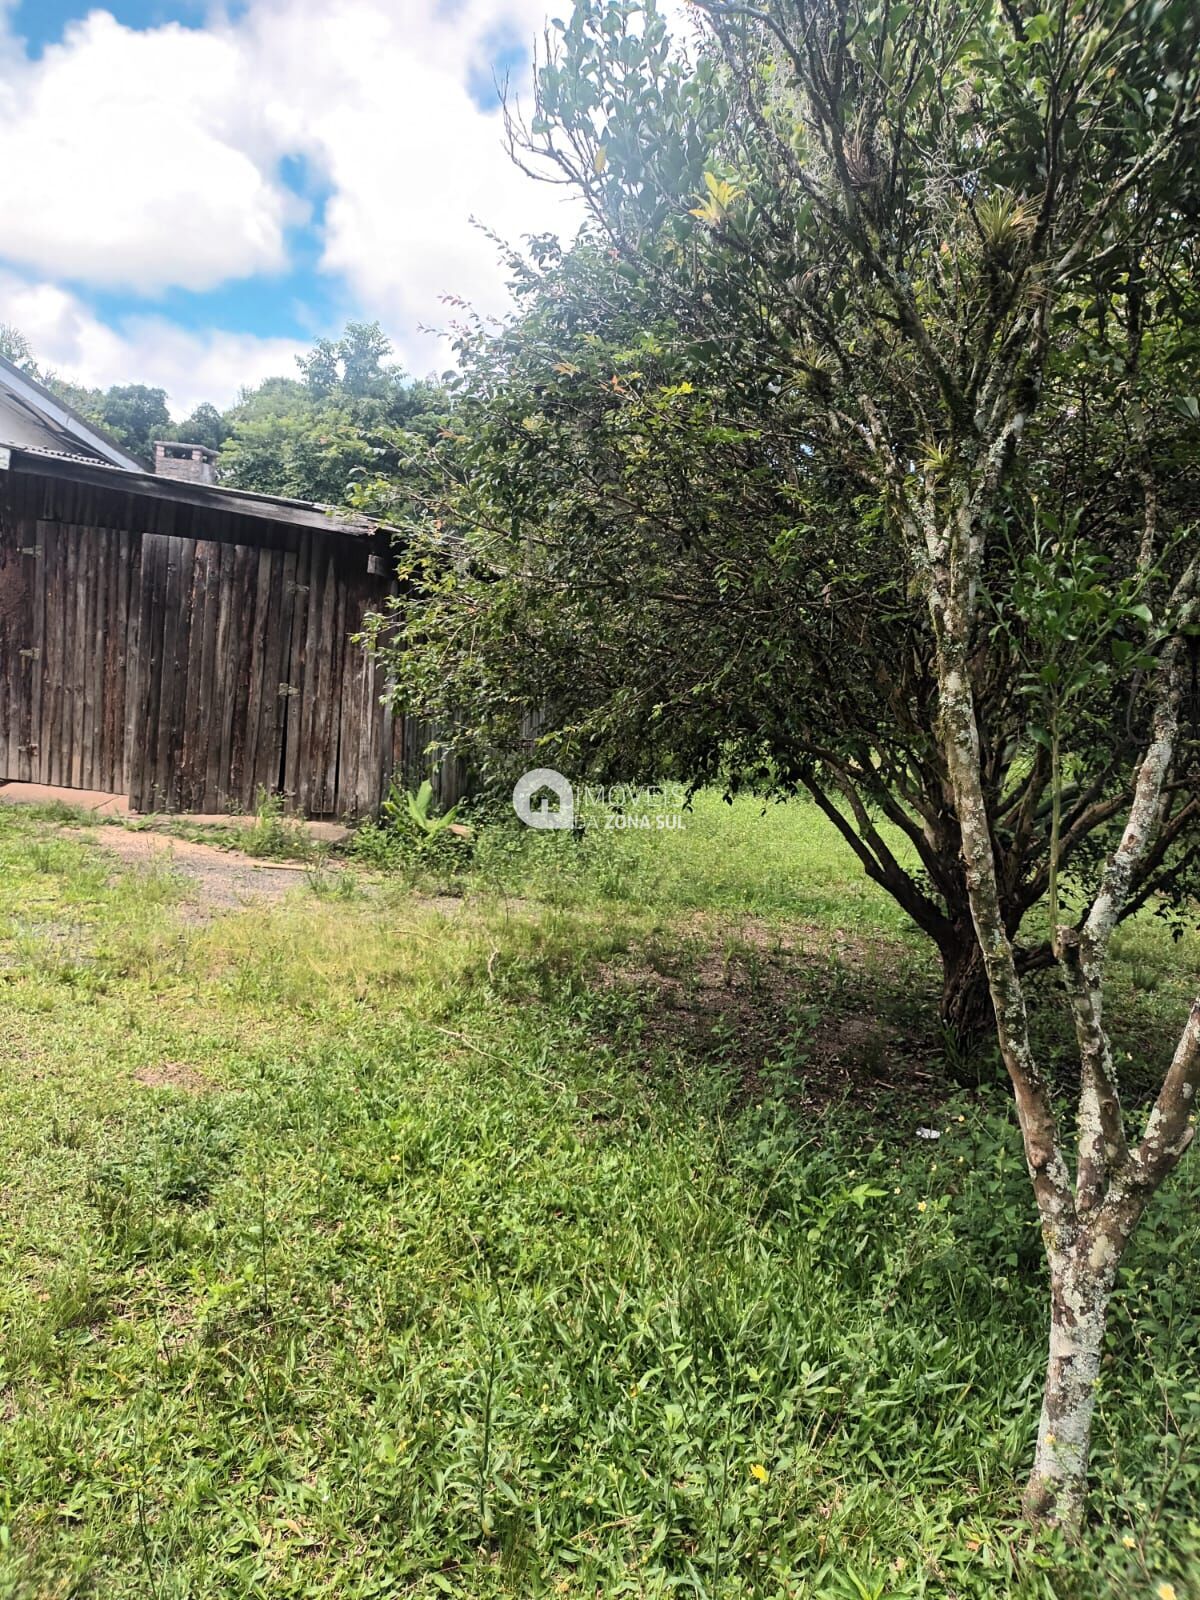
[0,797,1197,1599]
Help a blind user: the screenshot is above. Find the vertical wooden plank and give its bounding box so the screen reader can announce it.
[281,531,312,808]
[240,549,274,810]
[0,514,19,781]
[52,524,68,790]
[195,538,222,806]
[351,567,391,817]
[0,514,8,782]
[66,526,83,790]
[131,532,160,811]
[226,544,258,810]
[200,540,228,806]
[82,531,103,789]
[334,571,364,816]
[73,524,90,790]
[305,539,337,813]
[161,537,197,811]
[95,529,113,791]
[42,523,61,789]
[309,547,341,815]
[107,527,130,795]
[258,543,297,804]
[153,533,180,812]
[180,541,212,810]
[10,520,35,783]
[310,541,334,814]
[67,524,81,789]
[0,509,16,782]
[54,521,72,790]
[348,641,373,817]
[123,531,152,807]
[76,529,91,790]
[297,538,328,814]
[28,519,46,783]
[56,523,72,790]
[109,530,131,795]
[127,530,158,811]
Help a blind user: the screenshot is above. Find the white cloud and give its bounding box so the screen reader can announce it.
[247,0,576,370]
[0,0,707,401]
[0,269,307,416]
[0,11,294,292]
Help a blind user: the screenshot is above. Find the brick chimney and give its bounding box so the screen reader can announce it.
[153,440,217,485]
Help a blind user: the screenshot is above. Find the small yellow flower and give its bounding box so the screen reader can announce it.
[917,1201,928,1213]
[1045,1432,1056,1445]
[1121,1536,1136,1549]
[750,1463,770,1484]
[1155,1584,1177,1600]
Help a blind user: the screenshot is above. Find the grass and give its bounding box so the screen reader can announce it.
[0,795,1198,1598]
[125,788,333,864]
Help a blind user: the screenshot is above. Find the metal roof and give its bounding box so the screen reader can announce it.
[0,353,147,472]
[0,440,395,545]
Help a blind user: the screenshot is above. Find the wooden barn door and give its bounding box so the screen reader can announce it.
[0,513,141,793]
[127,530,395,817]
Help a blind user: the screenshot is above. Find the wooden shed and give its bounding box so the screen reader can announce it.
[0,442,440,818]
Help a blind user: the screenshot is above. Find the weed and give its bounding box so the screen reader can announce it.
[0,799,1196,1598]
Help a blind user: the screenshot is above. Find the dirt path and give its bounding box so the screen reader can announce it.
[67,827,329,918]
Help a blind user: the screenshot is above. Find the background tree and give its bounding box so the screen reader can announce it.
[0,325,41,374]
[368,5,1198,1053]
[0,330,168,462]
[89,384,171,461]
[0,322,444,503]
[220,323,445,504]
[163,401,229,452]
[372,0,1200,1525]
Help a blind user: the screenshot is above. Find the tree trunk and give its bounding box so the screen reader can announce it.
[1023,1251,1114,1528]
[938,937,995,1066]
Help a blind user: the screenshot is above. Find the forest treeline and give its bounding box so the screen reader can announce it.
[0,320,443,505]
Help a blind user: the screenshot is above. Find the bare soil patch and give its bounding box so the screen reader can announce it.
[65,827,327,919]
[133,1061,214,1094]
[601,915,951,1115]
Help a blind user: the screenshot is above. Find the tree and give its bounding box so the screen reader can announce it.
[90,384,171,461]
[164,401,229,452]
[376,0,1200,1524]
[371,4,1197,1052]
[0,325,41,375]
[219,324,445,504]
[296,320,397,398]
[0,330,169,461]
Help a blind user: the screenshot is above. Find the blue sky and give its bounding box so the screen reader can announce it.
[13,0,210,46]
[0,0,576,413]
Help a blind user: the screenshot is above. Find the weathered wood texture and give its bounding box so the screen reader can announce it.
[0,508,140,793]
[0,465,463,817]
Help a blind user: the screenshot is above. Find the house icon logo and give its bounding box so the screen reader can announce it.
[512,768,574,830]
